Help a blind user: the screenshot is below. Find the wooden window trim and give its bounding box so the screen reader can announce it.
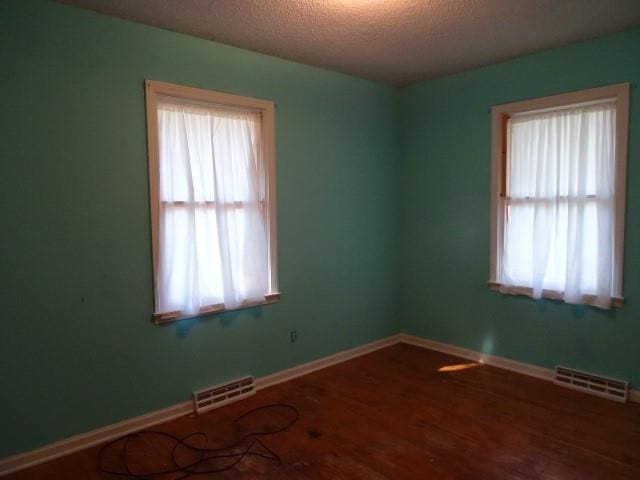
[145,80,279,324]
[489,83,630,306]
[500,113,509,198]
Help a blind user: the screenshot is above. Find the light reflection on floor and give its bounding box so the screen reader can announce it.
[437,362,481,372]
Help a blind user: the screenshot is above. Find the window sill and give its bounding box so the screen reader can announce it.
[152,293,281,325]
[488,282,623,309]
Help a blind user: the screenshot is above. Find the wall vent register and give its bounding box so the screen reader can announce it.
[193,376,255,414]
[554,366,628,403]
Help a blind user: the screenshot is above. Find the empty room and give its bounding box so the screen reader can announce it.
[2,0,640,478]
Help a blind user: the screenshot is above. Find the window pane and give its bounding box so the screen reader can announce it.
[501,102,615,302]
[158,205,224,313]
[155,97,270,315]
[158,106,216,203]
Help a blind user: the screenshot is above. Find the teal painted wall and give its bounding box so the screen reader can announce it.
[399,29,640,387]
[2,0,639,461]
[0,1,399,456]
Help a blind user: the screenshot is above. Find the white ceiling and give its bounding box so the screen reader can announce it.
[58,0,640,86]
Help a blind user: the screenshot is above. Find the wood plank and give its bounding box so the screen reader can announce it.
[5,344,640,479]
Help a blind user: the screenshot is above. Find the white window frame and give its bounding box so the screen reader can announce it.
[489,83,630,307]
[145,80,279,323]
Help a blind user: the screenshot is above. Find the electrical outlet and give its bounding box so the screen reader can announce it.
[290,330,298,343]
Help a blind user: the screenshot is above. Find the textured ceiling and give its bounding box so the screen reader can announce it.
[57,0,640,85]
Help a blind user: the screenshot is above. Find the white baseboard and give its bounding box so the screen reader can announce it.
[399,333,639,404]
[255,334,402,391]
[1,331,636,476]
[398,333,554,381]
[0,400,192,476]
[0,334,401,476]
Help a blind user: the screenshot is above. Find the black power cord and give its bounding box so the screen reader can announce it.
[98,404,299,479]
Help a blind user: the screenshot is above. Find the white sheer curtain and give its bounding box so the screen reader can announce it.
[500,101,616,309]
[156,99,269,315]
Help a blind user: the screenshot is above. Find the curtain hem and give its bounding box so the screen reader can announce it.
[488,282,622,309]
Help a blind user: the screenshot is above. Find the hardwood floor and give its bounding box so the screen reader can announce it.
[6,343,640,479]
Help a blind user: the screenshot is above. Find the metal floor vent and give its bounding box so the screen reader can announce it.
[193,376,255,414]
[554,366,628,403]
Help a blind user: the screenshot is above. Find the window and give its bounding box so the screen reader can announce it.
[145,80,279,323]
[489,84,629,309]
